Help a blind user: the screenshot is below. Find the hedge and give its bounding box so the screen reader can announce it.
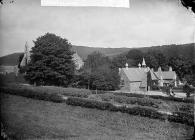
[66,97,194,126]
[66,97,164,120]
[168,112,194,126]
[113,92,145,98]
[149,95,194,103]
[0,84,92,98]
[100,94,160,108]
[113,92,194,103]
[60,87,91,98]
[0,87,64,103]
[178,104,194,114]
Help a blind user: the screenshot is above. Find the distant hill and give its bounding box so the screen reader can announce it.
[0,53,23,66]
[71,45,130,59]
[0,43,194,66]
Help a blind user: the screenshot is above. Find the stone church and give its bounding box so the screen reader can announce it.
[119,58,177,92]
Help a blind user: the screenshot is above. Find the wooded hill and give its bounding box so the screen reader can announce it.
[0,43,194,66]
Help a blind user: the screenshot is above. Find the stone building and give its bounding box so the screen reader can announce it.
[119,58,177,92]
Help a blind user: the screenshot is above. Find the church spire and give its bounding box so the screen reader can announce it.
[20,41,30,67]
[142,58,146,67]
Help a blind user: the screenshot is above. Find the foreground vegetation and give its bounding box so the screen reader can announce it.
[1,84,194,126]
[1,94,194,139]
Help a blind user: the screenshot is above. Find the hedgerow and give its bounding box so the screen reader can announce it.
[168,112,194,126]
[100,94,160,108]
[66,97,164,120]
[1,85,194,126]
[113,92,194,103]
[0,86,64,103]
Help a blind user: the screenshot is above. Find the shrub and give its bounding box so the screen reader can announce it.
[1,84,92,98]
[100,94,159,108]
[113,92,145,98]
[91,90,107,94]
[66,97,164,120]
[113,92,194,103]
[66,97,112,110]
[177,104,194,114]
[168,112,194,126]
[0,86,64,103]
[149,95,194,103]
[60,87,91,98]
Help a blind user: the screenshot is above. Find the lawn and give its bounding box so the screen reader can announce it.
[1,93,194,140]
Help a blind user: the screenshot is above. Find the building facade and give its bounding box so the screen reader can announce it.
[119,58,177,92]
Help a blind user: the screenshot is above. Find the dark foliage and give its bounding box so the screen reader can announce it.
[25,33,75,87]
[66,97,164,119]
[113,92,194,103]
[168,112,194,126]
[126,49,144,66]
[78,52,120,90]
[100,94,159,108]
[66,97,194,126]
[183,83,195,97]
[0,86,64,103]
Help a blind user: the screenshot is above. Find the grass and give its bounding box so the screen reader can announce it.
[1,93,194,140]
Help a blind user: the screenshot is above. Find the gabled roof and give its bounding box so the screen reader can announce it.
[154,71,176,80]
[150,70,159,80]
[121,68,146,82]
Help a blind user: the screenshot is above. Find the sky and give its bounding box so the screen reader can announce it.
[0,0,194,57]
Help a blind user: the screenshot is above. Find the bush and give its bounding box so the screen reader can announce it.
[100,94,159,108]
[66,97,164,120]
[113,92,145,98]
[60,87,91,98]
[0,86,64,103]
[168,112,194,126]
[149,95,194,103]
[66,97,112,110]
[113,92,194,103]
[1,84,92,98]
[91,90,107,94]
[178,104,194,114]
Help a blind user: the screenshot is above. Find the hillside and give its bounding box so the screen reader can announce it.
[0,53,23,66]
[0,43,194,66]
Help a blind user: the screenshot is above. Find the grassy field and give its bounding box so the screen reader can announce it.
[1,93,194,140]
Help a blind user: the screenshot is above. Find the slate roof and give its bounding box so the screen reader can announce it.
[154,71,176,80]
[121,68,176,83]
[121,68,147,82]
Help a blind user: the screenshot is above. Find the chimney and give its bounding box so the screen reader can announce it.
[169,66,172,71]
[125,63,128,70]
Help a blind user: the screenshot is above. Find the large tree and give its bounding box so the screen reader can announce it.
[25,33,75,86]
[168,56,192,80]
[126,49,143,66]
[78,51,120,90]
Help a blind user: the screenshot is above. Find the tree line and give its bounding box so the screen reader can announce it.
[19,33,194,91]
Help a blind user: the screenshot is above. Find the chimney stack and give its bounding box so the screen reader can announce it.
[169,66,172,71]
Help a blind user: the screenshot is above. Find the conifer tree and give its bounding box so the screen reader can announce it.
[25,33,75,86]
